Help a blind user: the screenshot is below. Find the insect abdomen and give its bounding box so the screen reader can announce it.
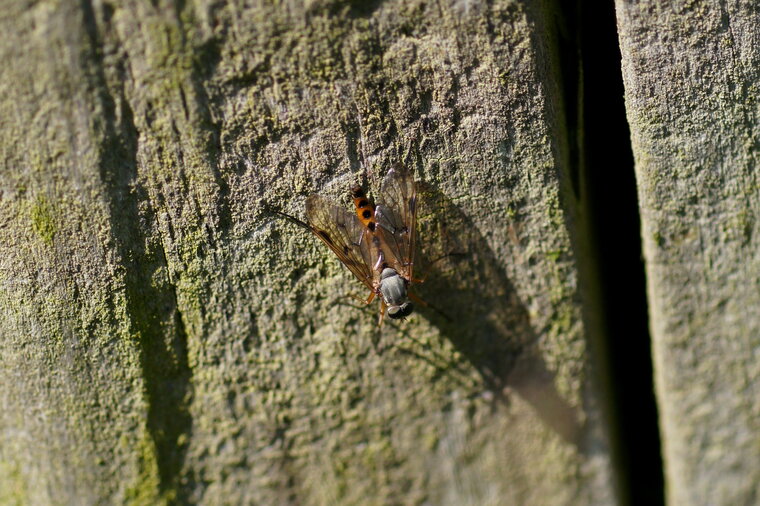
[351,186,376,231]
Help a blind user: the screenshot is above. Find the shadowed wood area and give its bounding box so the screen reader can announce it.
[0,1,616,504]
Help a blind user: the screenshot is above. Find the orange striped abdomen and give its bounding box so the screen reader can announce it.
[351,186,376,231]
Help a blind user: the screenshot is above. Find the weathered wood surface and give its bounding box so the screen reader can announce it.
[616,2,760,505]
[0,0,614,504]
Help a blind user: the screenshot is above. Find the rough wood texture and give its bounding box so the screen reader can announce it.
[0,0,614,503]
[616,2,760,504]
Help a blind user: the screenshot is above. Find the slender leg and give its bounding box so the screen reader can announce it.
[408,291,451,322]
[408,291,428,307]
[378,300,386,326]
[346,291,376,306]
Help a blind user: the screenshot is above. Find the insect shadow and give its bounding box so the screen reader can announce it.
[409,181,583,445]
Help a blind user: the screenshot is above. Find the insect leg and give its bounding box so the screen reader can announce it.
[266,207,312,231]
[345,291,374,306]
[408,291,428,307]
[378,300,386,326]
[409,291,452,322]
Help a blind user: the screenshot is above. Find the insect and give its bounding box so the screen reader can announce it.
[278,166,422,323]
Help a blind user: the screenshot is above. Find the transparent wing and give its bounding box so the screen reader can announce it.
[306,194,379,290]
[373,166,417,280]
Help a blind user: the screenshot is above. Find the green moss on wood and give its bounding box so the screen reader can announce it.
[0,460,28,506]
[30,196,55,245]
[124,432,165,506]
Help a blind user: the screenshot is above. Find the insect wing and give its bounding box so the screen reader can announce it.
[373,167,417,280]
[305,194,378,290]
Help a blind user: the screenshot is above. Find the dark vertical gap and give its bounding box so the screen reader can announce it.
[577,3,665,505]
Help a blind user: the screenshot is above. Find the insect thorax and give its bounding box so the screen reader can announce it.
[378,267,404,301]
[379,268,413,319]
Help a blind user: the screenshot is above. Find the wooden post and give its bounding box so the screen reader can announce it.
[0,1,615,503]
[617,2,760,504]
